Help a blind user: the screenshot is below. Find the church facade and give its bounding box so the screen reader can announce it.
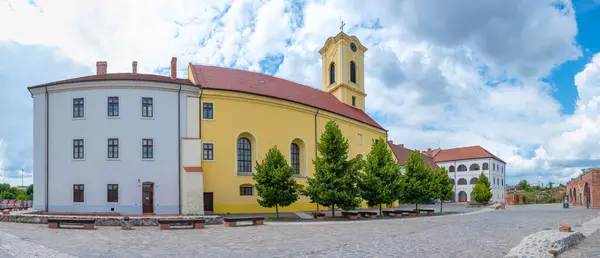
[29,32,387,214]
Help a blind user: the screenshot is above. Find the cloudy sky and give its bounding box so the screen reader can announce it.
[1,0,600,186]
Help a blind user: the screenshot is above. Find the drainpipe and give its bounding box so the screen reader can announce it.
[314,109,320,212]
[454,161,456,202]
[45,86,49,212]
[199,84,203,138]
[178,84,182,214]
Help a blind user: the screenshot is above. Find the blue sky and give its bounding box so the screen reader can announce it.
[2,0,600,187]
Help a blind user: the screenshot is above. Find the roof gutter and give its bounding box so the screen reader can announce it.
[45,86,49,212]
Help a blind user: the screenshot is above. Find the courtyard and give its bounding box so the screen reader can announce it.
[0,204,598,257]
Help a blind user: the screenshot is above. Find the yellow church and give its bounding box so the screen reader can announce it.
[189,31,387,214]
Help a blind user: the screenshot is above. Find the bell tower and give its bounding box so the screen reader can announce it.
[319,28,368,111]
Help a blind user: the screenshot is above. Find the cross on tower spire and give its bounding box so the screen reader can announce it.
[340,18,346,33]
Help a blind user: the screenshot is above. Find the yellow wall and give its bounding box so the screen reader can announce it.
[200,89,386,214]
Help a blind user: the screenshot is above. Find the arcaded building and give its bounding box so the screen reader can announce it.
[566,168,600,209]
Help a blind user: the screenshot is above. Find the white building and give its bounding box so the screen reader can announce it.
[29,59,204,215]
[389,142,507,203]
[425,146,507,203]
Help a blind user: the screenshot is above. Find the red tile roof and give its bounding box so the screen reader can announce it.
[431,146,505,163]
[190,65,385,130]
[28,73,194,89]
[388,142,439,169]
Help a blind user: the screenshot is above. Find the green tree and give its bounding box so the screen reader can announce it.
[430,167,454,212]
[0,187,19,200]
[473,172,493,203]
[358,136,402,215]
[547,182,554,189]
[26,184,34,200]
[253,146,299,218]
[516,179,529,190]
[400,151,434,211]
[303,120,362,217]
[0,183,10,193]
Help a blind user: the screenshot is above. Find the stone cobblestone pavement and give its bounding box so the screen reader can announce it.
[0,204,598,258]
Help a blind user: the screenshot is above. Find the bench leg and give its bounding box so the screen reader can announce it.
[160,224,170,230]
[48,222,59,229]
[83,223,95,229]
[253,220,264,225]
[193,223,205,229]
[224,221,237,227]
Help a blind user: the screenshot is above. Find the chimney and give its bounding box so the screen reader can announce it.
[132,61,138,75]
[96,61,107,75]
[170,57,177,79]
[399,144,404,148]
[427,148,432,152]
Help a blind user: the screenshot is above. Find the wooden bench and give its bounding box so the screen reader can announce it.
[394,210,417,217]
[313,212,326,220]
[158,218,205,230]
[223,217,265,227]
[47,218,96,229]
[382,210,403,217]
[419,209,434,215]
[358,211,378,218]
[341,211,359,220]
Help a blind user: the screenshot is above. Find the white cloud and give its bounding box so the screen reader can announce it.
[0,0,598,185]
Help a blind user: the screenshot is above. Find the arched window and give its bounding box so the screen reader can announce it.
[329,62,335,85]
[469,164,480,171]
[458,178,467,185]
[291,143,300,175]
[574,188,577,204]
[350,61,356,83]
[449,165,455,172]
[482,163,489,170]
[239,184,253,196]
[237,138,252,173]
[457,165,467,172]
[450,179,455,185]
[501,179,503,186]
[470,178,478,185]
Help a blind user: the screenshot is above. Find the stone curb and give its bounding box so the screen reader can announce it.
[504,230,585,258]
[0,213,223,226]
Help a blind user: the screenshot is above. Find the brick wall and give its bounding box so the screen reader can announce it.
[566,169,600,208]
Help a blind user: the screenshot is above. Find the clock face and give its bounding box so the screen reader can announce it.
[350,43,357,52]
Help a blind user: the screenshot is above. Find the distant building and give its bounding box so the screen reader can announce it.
[566,168,600,208]
[388,142,507,203]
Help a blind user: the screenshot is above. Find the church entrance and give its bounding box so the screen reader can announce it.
[458,191,467,202]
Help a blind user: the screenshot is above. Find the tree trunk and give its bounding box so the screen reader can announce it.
[276,204,279,219]
[415,203,418,211]
[379,204,382,216]
[331,204,335,217]
[440,200,443,212]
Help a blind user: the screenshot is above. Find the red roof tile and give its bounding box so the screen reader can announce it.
[28,73,194,89]
[190,65,385,130]
[388,142,439,169]
[432,146,505,163]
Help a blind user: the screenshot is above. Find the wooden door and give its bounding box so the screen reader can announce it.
[142,182,154,213]
[204,192,214,212]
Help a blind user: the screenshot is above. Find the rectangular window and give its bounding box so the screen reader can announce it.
[203,143,214,160]
[203,102,213,119]
[73,139,84,159]
[107,184,118,202]
[240,186,253,196]
[142,97,153,117]
[108,138,119,159]
[73,98,84,118]
[73,184,84,202]
[142,139,154,159]
[357,133,363,145]
[107,97,119,117]
[352,96,356,107]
